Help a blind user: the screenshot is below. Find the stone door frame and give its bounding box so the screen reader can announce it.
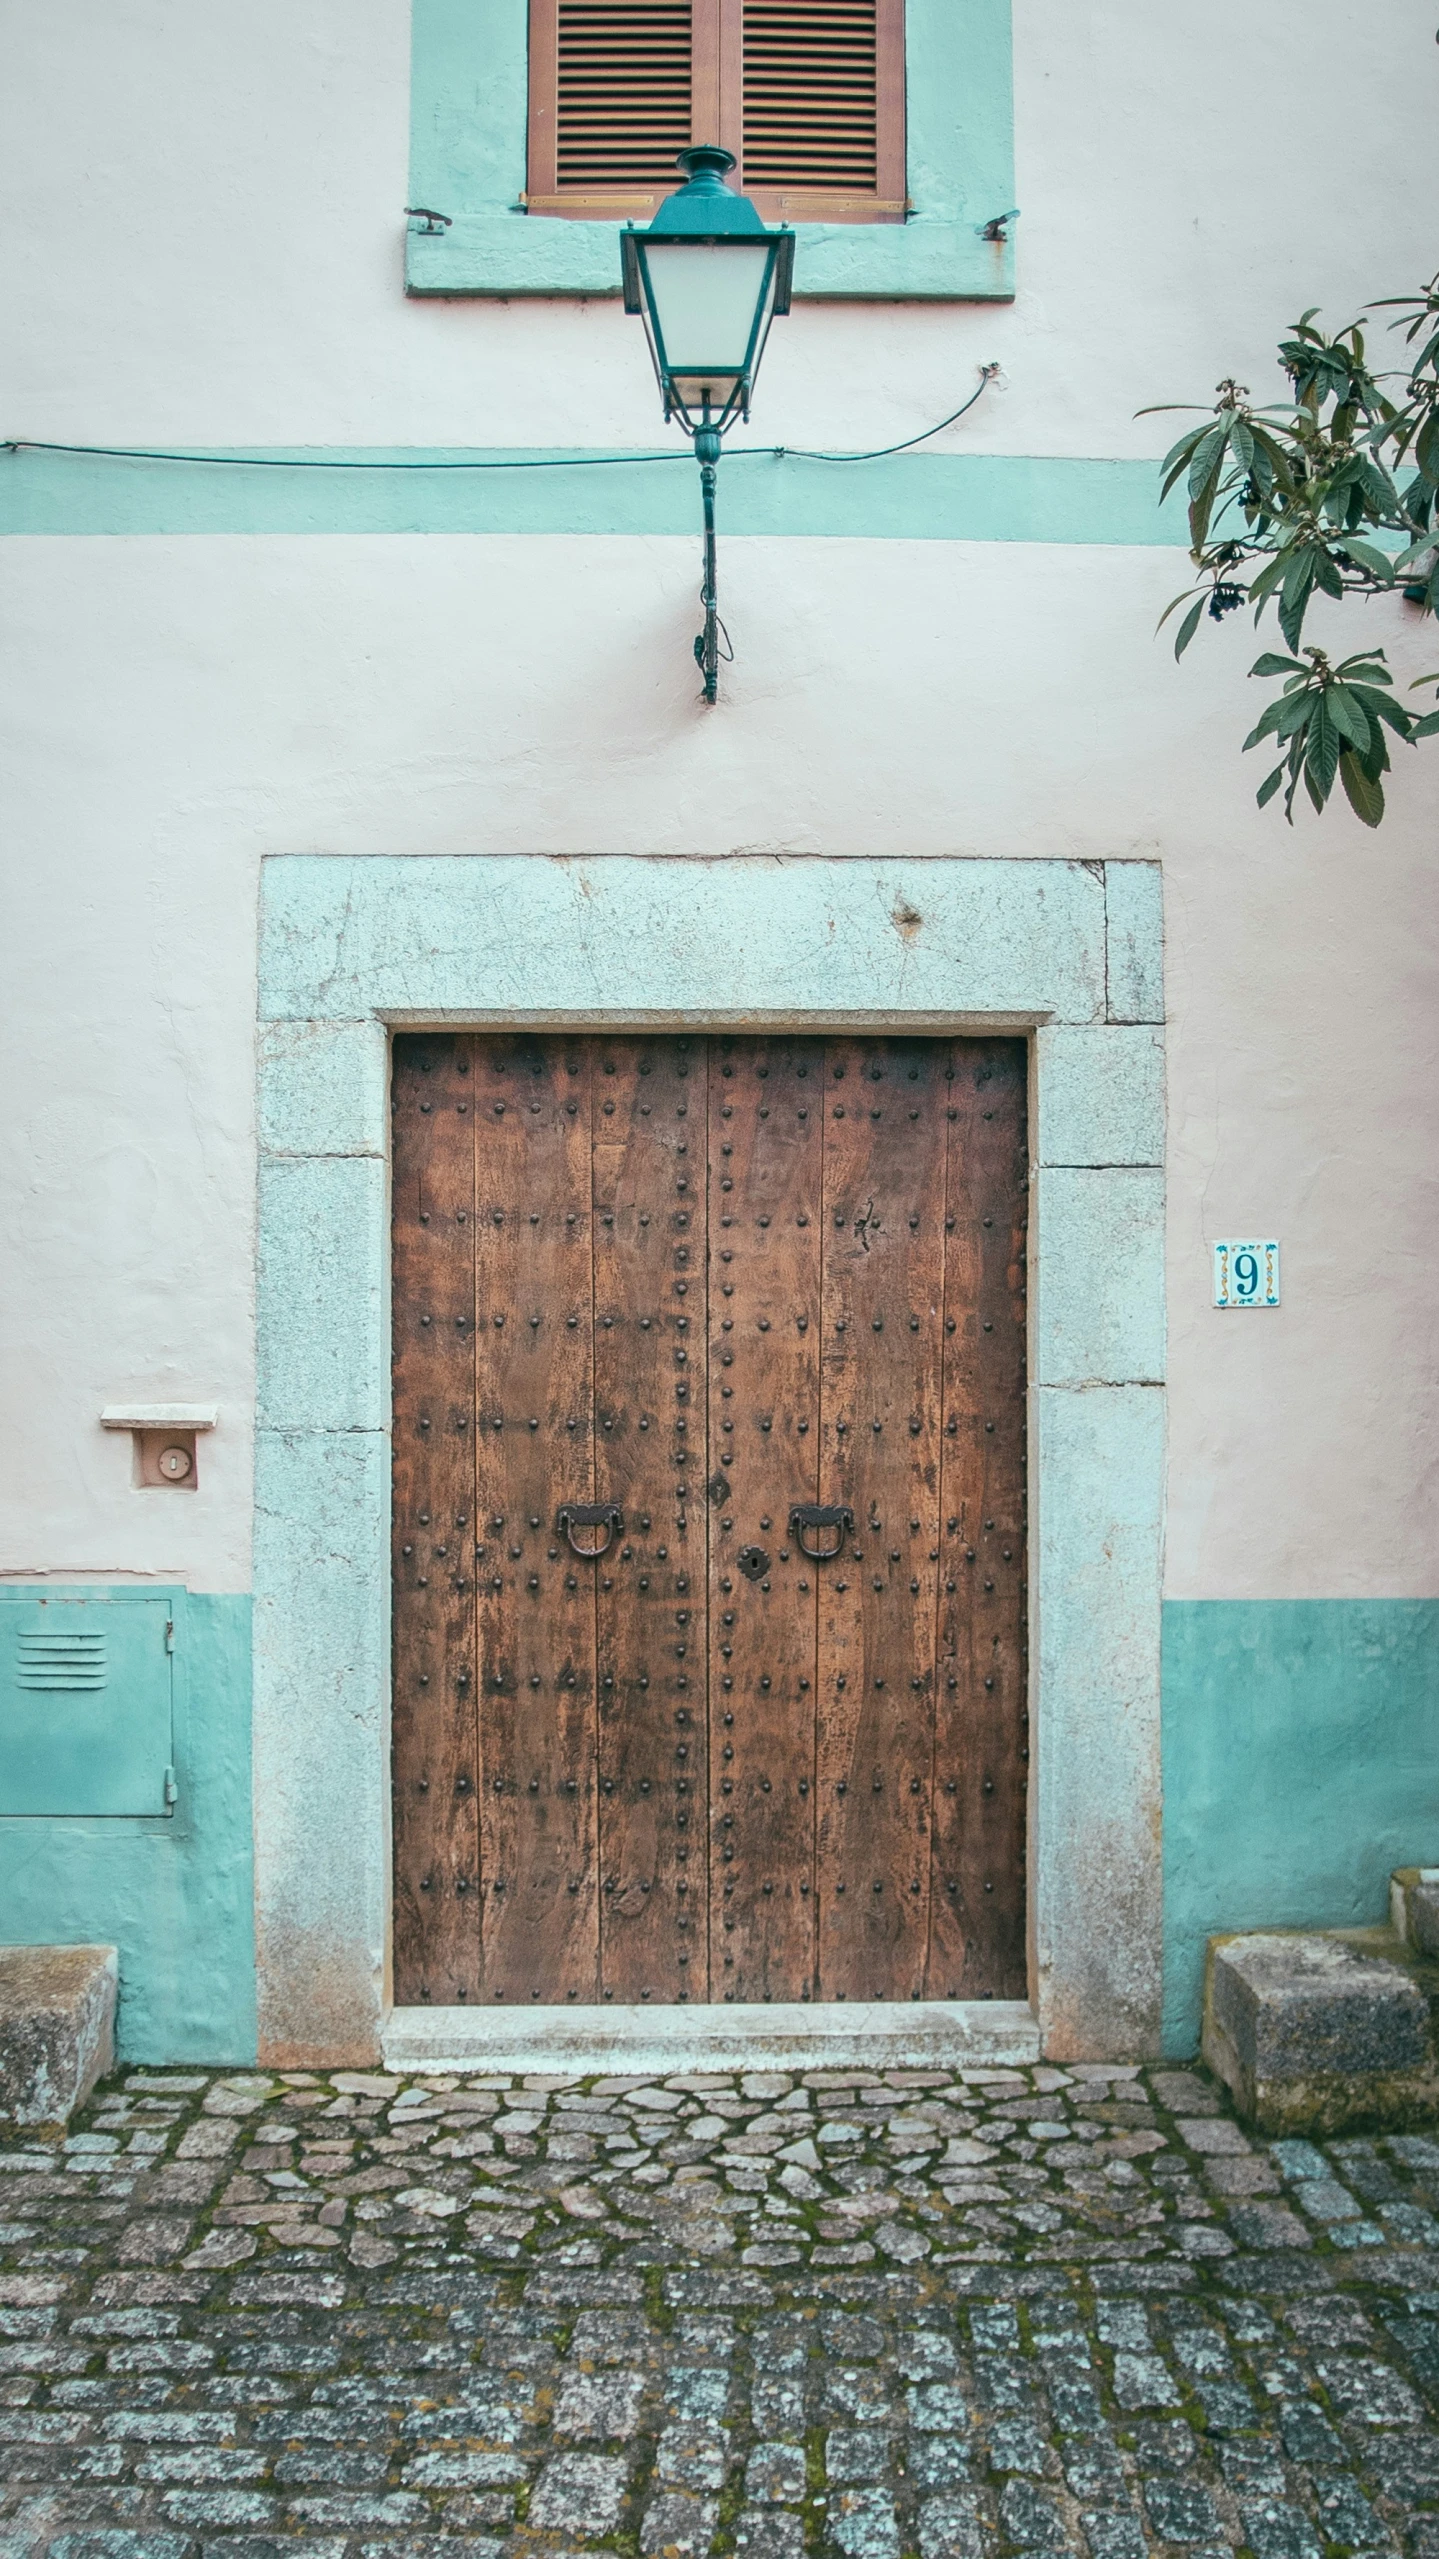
[254,853,1166,2064]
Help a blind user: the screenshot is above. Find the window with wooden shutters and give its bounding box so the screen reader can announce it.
[526,0,905,223]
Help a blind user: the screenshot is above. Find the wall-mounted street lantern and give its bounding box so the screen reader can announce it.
[622,146,794,702]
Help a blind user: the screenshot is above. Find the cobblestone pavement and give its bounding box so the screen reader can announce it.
[4,2057,1439,2559]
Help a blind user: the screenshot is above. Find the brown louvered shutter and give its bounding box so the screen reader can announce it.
[740,0,905,222]
[527,0,720,220]
[526,0,904,224]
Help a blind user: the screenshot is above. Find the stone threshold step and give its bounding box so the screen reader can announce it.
[384,1996,1039,2076]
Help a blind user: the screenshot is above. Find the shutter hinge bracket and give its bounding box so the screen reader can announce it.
[163,1764,179,1807]
[164,1618,175,1655]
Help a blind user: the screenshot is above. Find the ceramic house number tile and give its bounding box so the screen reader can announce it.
[1213,1240,1280,1308]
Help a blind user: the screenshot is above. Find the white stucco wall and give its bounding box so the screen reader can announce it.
[3,0,1437,1610]
[7,1,1438,454]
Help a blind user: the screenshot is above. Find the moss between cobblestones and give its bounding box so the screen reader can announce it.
[802,2421,829,2541]
[710,2452,748,2554]
[3,2059,1439,2555]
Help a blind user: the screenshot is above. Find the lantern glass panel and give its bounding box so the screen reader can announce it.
[643,240,773,404]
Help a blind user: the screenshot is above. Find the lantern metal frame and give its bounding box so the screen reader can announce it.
[621,146,794,701]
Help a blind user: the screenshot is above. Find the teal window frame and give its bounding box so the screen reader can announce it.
[407,0,1014,300]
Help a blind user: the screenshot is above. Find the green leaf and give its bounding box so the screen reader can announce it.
[1242,703,1289,751]
[1156,588,1198,632]
[1337,538,1396,581]
[1160,442,1209,502]
[1308,701,1341,798]
[1277,548,1318,651]
[1324,685,1372,753]
[1159,424,1207,467]
[1344,709,1393,774]
[1251,652,1306,677]
[1188,454,1228,551]
[1276,597,1306,653]
[1348,685,1413,741]
[1339,751,1385,825]
[1248,426,1292,484]
[1357,457,1402,516]
[1256,765,1285,808]
[1275,692,1318,742]
[1173,598,1205,661]
[1413,709,1439,737]
[1186,425,1227,499]
[1344,671,1399,695]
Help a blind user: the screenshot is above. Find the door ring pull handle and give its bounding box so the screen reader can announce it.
[557,1502,623,1558]
[789,1502,854,1561]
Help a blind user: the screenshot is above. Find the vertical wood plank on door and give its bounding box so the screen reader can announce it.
[708,1036,823,2002]
[594,1038,710,2003]
[391,1034,480,2005]
[929,1038,1029,1998]
[816,1037,947,2002]
[474,1037,599,2004]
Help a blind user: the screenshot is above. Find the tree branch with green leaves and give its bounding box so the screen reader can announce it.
[1147,278,1439,823]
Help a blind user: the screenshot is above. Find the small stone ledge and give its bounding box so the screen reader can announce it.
[1202,1923,1439,2136]
[0,1944,117,2128]
[1391,1863,1439,1956]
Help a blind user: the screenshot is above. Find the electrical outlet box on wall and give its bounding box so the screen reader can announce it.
[101,1405,217,1491]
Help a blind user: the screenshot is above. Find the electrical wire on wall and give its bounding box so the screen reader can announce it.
[2,370,998,476]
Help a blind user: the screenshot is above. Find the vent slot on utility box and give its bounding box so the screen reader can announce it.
[16,1631,108,1691]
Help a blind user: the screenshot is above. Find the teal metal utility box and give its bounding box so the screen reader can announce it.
[0,1589,178,1817]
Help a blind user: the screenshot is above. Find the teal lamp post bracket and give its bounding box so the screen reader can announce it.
[622,146,794,701]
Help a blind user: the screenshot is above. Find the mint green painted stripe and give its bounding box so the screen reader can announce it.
[1161,1598,1439,2059]
[0,1592,256,2066]
[0,447,1183,544]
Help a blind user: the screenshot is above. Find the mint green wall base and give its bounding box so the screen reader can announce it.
[1161,1599,1439,2057]
[0,1594,257,2065]
[10,1581,1427,2067]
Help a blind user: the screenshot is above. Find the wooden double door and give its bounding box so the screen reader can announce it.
[391,1033,1027,2009]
